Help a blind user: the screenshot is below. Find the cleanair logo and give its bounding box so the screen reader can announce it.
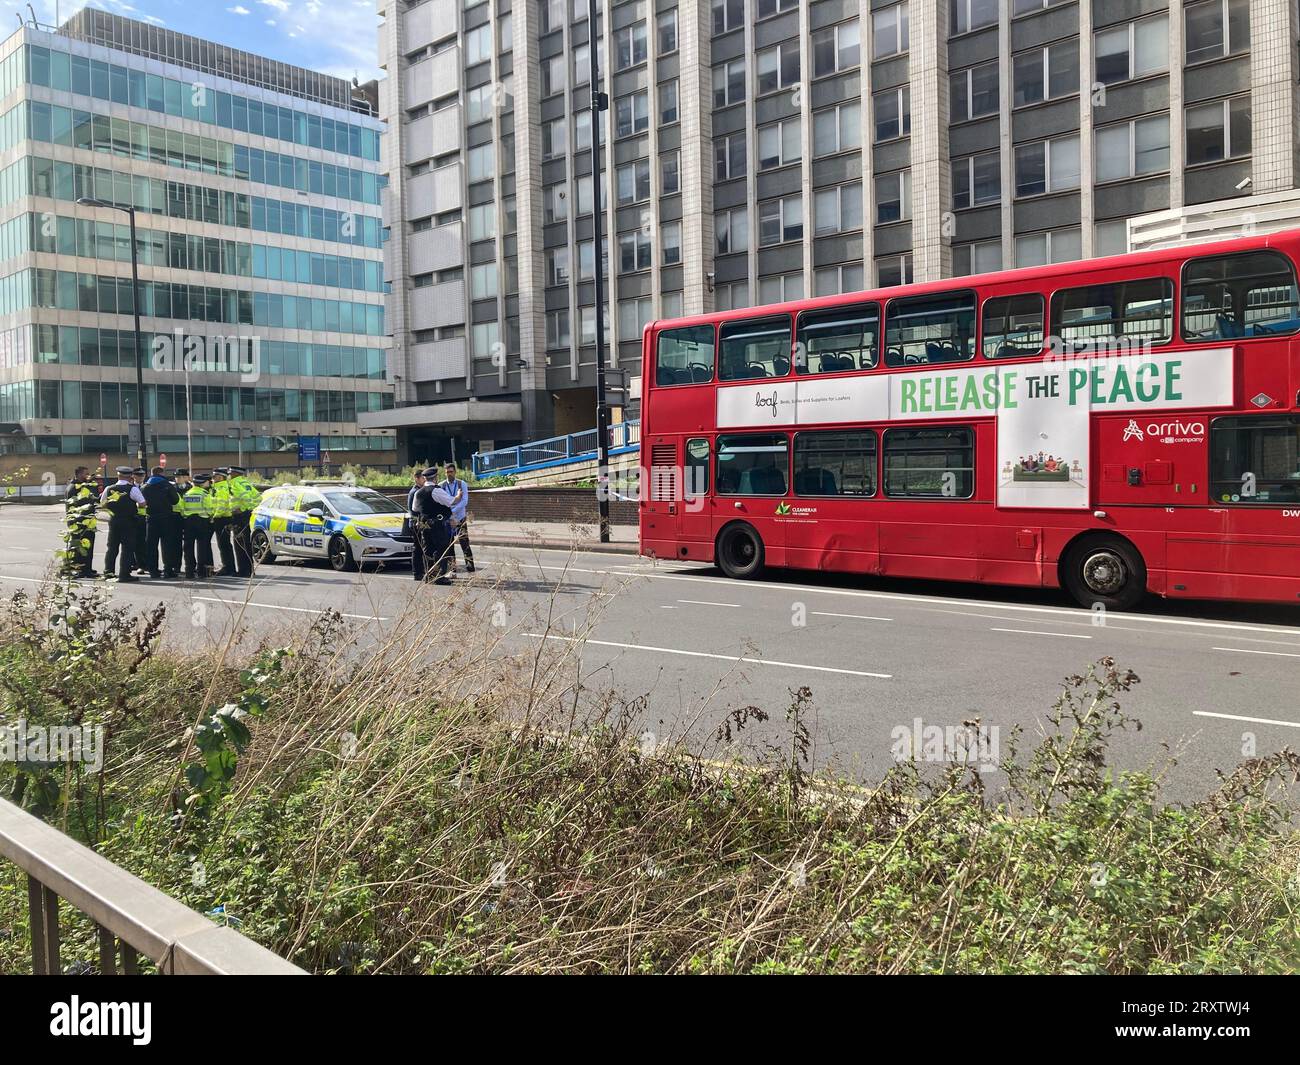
[50,997,151,1045]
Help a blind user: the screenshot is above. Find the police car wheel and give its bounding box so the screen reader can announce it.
[328,535,357,572]
[251,529,276,564]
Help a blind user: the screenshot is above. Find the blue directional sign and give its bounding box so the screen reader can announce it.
[298,435,321,463]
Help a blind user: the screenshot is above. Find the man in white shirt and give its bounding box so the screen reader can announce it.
[100,466,146,581]
[441,461,474,573]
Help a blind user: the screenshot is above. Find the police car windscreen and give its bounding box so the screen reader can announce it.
[322,490,405,515]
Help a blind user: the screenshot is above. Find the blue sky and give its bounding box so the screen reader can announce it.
[7,0,381,82]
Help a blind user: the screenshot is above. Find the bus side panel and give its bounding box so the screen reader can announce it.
[878,513,981,582]
[975,524,1044,587]
[784,512,880,575]
[1166,530,1300,601]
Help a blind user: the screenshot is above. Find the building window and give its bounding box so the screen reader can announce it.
[756,40,801,95]
[952,240,1002,276]
[541,55,566,97]
[467,203,495,242]
[1186,96,1252,166]
[1012,39,1078,107]
[472,322,500,358]
[1095,114,1170,182]
[615,91,649,137]
[546,309,570,349]
[1016,227,1083,267]
[1095,219,1128,257]
[814,182,864,235]
[658,10,678,54]
[616,158,652,205]
[813,262,866,296]
[1013,0,1071,14]
[546,247,570,286]
[759,272,804,304]
[716,132,746,181]
[659,80,679,124]
[757,0,799,17]
[662,221,682,266]
[952,150,1001,209]
[541,0,566,35]
[615,22,648,70]
[713,58,746,107]
[661,152,681,194]
[1185,0,1250,65]
[712,0,743,34]
[875,171,911,225]
[716,207,749,255]
[758,195,804,246]
[1014,134,1080,197]
[1094,14,1169,85]
[618,229,653,272]
[811,19,861,78]
[758,118,801,170]
[620,296,653,339]
[715,280,750,311]
[813,101,861,156]
[950,61,998,122]
[574,110,592,152]
[874,86,911,141]
[872,4,909,59]
[543,183,568,224]
[541,118,567,160]
[951,0,997,35]
[465,24,491,65]
[662,291,684,318]
[877,253,913,288]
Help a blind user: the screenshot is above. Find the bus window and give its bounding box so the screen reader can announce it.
[1210,415,1300,504]
[883,427,974,498]
[1182,251,1300,342]
[685,438,710,498]
[656,325,715,385]
[716,433,789,495]
[796,303,879,374]
[884,291,976,366]
[1051,277,1173,350]
[719,316,793,380]
[982,293,1045,358]
[794,430,876,496]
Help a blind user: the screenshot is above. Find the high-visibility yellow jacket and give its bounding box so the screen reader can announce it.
[180,485,213,519]
[228,475,261,513]
[210,480,234,519]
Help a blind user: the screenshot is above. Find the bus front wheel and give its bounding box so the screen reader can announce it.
[1063,536,1146,612]
[716,523,765,579]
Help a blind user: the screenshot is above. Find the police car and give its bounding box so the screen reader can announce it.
[250,483,412,571]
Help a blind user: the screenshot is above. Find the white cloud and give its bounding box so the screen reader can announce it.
[227,5,252,14]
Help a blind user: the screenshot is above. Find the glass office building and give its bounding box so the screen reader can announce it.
[0,9,394,466]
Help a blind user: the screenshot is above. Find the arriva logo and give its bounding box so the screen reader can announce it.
[1122,419,1144,442]
[1147,419,1205,438]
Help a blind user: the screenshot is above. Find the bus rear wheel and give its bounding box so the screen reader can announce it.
[716,523,765,580]
[1063,536,1146,611]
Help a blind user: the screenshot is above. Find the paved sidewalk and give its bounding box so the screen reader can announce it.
[468,519,638,554]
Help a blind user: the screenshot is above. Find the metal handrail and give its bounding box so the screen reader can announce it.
[473,419,641,477]
[0,797,304,975]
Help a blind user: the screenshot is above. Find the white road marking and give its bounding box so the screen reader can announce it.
[525,632,892,678]
[991,627,1092,640]
[193,596,387,622]
[1211,646,1300,659]
[812,611,893,622]
[1193,710,1300,730]
[676,599,741,608]
[523,562,1300,638]
[1218,636,1300,648]
[0,574,44,584]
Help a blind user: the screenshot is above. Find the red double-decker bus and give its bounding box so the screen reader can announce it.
[639,229,1300,610]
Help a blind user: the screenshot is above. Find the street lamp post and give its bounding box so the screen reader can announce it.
[587,0,611,543]
[78,197,148,468]
[226,427,253,469]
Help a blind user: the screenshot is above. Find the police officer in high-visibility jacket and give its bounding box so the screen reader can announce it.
[63,465,99,578]
[226,466,260,578]
[180,473,215,579]
[210,468,237,577]
[131,467,150,574]
[100,466,145,582]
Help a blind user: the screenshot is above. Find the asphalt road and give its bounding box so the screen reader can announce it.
[3,503,1299,801]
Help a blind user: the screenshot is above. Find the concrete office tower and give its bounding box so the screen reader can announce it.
[0,8,394,476]
[371,0,1299,460]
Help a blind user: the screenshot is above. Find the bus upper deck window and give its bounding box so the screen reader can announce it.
[796,303,880,374]
[982,293,1045,358]
[656,325,715,386]
[719,316,793,380]
[1050,277,1173,351]
[884,291,976,367]
[1182,251,1300,342]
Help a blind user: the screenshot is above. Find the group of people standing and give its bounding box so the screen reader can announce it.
[64,464,261,582]
[407,461,474,586]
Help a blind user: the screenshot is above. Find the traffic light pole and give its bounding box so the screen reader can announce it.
[588,0,611,543]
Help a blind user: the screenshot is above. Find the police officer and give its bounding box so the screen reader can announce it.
[410,467,456,585]
[63,465,99,578]
[210,468,237,577]
[180,473,215,579]
[132,467,150,574]
[225,466,260,578]
[166,469,190,576]
[100,466,144,582]
[141,466,181,579]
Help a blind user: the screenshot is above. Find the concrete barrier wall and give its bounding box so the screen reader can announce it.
[378,485,638,526]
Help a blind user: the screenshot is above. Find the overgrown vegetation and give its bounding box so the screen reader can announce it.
[1,568,1298,974]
